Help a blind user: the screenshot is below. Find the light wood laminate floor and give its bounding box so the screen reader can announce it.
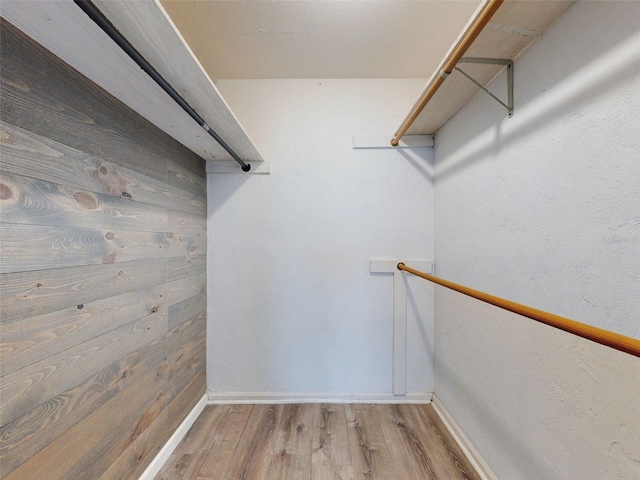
[155,403,481,480]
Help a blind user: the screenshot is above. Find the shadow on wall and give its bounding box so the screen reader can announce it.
[435,352,558,479]
[207,169,256,214]
[435,11,640,181]
[435,288,640,479]
[406,276,434,365]
[209,144,433,214]
[396,148,433,183]
[436,332,640,479]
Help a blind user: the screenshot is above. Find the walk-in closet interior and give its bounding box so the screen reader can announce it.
[1,1,639,479]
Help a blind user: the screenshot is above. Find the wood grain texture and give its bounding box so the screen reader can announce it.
[169,254,206,282]
[0,315,205,475]
[344,404,395,479]
[0,20,206,480]
[4,357,169,480]
[224,405,283,480]
[184,405,253,480]
[168,291,206,330]
[312,404,352,466]
[379,404,438,480]
[156,405,482,480]
[415,405,481,480]
[0,18,204,183]
[93,349,206,480]
[1,171,206,235]
[393,404,473,479]
[1,1,263,165]
[167,153,207,198]
[0,121,206,216]
[1,274,205,375]
[155,405,226,480]
[268,404,314,480]
[1,312,167,427]
[0,223,204,274]
[0,258,168,323]
[311,465,358,480]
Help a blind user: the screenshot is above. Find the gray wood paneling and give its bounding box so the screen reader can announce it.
[0,17,204,183]
[0,172,206,235]
[0,19,207,479]
[0,314,205,475]
[0,223,204,274]
[1,274,205,374]
[0,121,206,216]
[2,311,168,426]
[0,258,169,323]
[169,254,207,282]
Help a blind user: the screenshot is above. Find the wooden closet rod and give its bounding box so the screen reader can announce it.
[397,263,640,358]
[391,0,504,146]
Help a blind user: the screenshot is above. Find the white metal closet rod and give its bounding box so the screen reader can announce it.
[74,0,252,172]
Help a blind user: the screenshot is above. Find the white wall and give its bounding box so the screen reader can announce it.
[207,79,434,398]
[433,2,640,479]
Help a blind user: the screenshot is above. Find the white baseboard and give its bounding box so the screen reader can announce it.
[431,394,497,480]
[207,391,433,404]
[138,392,208,480]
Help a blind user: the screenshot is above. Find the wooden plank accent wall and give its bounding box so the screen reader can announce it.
[0,19,207,479]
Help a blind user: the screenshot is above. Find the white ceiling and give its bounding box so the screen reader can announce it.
[160,0,482,80]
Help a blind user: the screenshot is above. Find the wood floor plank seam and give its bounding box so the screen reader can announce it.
[155,404,482,480]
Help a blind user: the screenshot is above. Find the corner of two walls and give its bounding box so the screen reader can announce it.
[207,79,435,400]
[432,2,640,479]
[0,20,206,479]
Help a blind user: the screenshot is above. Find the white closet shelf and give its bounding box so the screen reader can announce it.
[2,0,264,165]
[398,0,575,137]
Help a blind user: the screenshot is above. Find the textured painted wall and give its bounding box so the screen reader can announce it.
[435,1,640,338]
[435,289,640,480]
[433,2,640,479]
[208,79,434,397]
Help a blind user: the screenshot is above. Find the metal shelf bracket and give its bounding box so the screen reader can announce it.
[455,57,514,117]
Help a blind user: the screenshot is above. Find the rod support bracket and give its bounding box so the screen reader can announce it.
[456,57,514,118]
